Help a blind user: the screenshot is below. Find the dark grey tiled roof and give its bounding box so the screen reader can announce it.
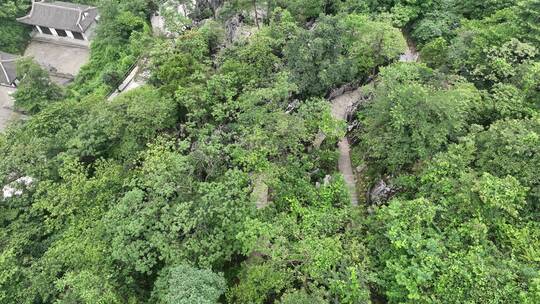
[0,52,19,85]
[17,1,98,33]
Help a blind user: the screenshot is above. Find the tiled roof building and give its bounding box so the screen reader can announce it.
[17,0,99,41]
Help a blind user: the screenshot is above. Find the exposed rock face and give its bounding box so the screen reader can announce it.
[399,45,419,62]
[224,14,258,44]
[285,99,300,114]
[356,164,367,174]
[152,0,197,37]
[368,179,396,205]
[225,14,242,43]
[249,7,266,25]
[323,174,332,186]
[195,0,223,19]
[327,82,359,100]
[151,14,168,36]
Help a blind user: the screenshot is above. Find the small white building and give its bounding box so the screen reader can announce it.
[17,0,99,42]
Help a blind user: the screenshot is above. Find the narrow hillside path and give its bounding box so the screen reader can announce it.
[327,32,417,206]
[399,31,420,63]
[329,88,363,206]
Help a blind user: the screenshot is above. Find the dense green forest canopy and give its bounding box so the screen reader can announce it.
[0,0,539,303]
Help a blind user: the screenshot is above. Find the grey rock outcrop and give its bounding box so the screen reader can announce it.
[368,179,396,205]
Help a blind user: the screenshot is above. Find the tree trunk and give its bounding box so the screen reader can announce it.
[265,0,272,24]
[253,0,259,28]
[206,0,217,19]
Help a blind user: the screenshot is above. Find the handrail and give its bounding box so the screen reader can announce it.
[105,56,142,98]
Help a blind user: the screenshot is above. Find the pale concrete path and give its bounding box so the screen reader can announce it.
[330,89,363,206]
[399,32,420,63]
[399,44,419,62]
[330,30,417,205]
[24,40,90,76]
[0,86,18,132]
[107,65,146,101]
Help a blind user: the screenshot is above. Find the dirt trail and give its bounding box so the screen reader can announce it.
[329,89,363,206]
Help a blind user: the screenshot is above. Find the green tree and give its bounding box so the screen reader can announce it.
[0,0,31,53]
[107,140,254,276]
[285,14,404,97]
[69,86,177,160]
[343,14,406,74]
[72,0,152,95]
[367,143,536,303]
[151,265,226,304]
[517,0,540,45]
[284,14,352,97]
[420,37,449,67]
[279,289,326,304]
[483,83,536,121]
[0,157,126,304]
[456,0,518,19]
[357,63,480,172]
[474,117,540,204]
[12,58,64,114]
[231,179,372,303]
[277,0,328,22]
[446,9,526,87]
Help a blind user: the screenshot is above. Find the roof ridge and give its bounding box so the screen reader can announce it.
[17,1,98,32]
[76,10,84,31]
[35,2,84,12]
[0,62,12,84]
[77,6,97,31]
[16,0,38,21]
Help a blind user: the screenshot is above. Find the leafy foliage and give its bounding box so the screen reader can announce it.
[357,63,480,172]
[0,0,539,303]
[70,0,153,96]
[151,265,226,304]
[13,58,64,114]
[0,0,31,53]
[285,13,405,97]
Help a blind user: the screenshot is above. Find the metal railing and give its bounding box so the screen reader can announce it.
[105,57,142,99]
